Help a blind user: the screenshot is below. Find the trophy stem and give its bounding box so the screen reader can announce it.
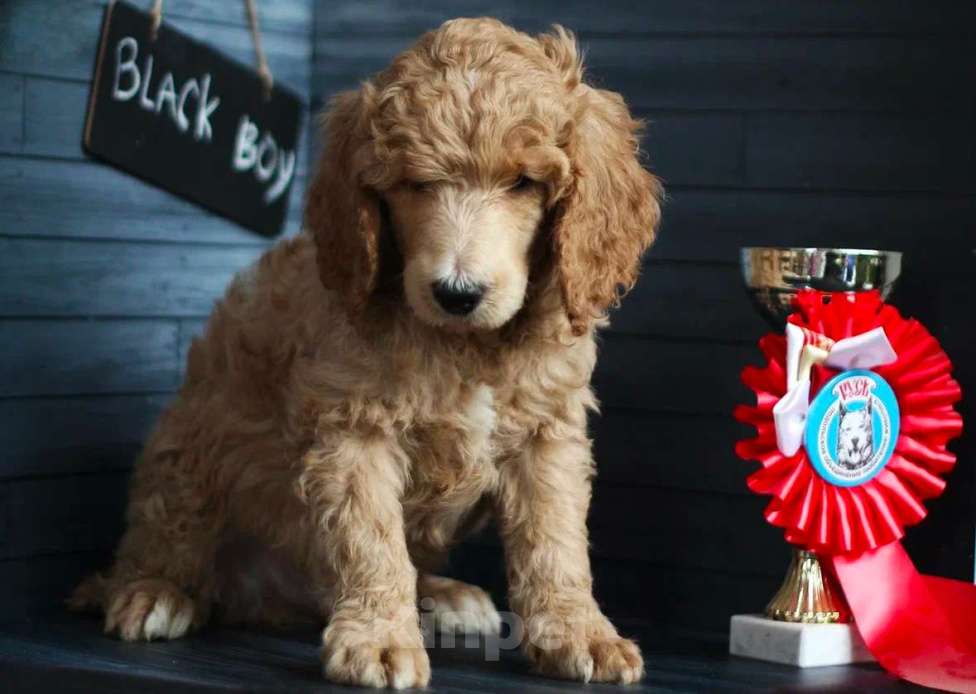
[765,549,851,623]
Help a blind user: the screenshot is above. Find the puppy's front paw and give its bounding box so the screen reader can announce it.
[525,619,644,684]
[321,619,431,689]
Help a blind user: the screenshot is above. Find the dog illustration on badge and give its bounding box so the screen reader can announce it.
[804,369,900,487]
[836,397,873,470]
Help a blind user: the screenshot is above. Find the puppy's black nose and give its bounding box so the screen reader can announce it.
[432,281,484,316]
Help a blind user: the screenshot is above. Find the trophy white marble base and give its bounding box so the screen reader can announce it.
[729,614,874,668]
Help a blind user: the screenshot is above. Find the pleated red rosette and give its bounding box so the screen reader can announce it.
[735,290,962,555]
[735,290,976,693]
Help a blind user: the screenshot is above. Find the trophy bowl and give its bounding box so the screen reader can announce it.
[740,247,902,329]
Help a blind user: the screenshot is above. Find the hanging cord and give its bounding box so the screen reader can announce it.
[149,0,163,40]
[147,0,273,98]
[244,0,274,98]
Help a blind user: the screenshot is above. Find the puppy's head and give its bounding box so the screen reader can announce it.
[306,18,661,334]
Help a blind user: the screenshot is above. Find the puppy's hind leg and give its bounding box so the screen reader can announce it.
[70,414,223,641]
[418,573,501,636]
[90,577,201,642]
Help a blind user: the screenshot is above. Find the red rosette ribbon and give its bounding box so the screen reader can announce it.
[735,289,975,692]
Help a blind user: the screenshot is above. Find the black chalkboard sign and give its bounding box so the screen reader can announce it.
[84,1,303,237]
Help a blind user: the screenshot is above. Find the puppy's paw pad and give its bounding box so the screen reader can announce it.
[323,643,431,689]
[104,579,196,642]
[419,575,501,635]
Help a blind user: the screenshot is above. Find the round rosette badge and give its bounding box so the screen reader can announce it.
[804,369,899,488]
[734,290,976,693]
[735,290,962,554]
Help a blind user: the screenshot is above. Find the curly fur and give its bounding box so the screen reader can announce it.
[71,18,661,689]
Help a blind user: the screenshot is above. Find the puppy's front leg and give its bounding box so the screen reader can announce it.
[496,434,643,684]
[301,433,430,689]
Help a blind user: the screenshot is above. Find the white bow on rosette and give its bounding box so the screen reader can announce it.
[773,324,898,456]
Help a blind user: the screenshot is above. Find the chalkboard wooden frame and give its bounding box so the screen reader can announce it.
[84,1,304,237]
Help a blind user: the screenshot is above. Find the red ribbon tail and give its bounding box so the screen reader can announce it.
[831,542,976,693]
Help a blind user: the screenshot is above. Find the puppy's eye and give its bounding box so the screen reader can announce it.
[407,180,432,193]
[510,175,534,192]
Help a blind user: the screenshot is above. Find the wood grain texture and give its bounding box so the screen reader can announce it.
[0,1,310,97]
[642,112,746,188]
[311,35,976,113]
[745,113,976,193]
[0,320,179,397]
[647,110,976,192]
[0,395,168,480]
[134,0,313,35]
[593,335,755,413]
[591,410,751,494]
[610,263,768,339]
[582,36,976,113]
[589,487,789,576]
[0,73,24,155]
[651,188,975,269]
[0,239,263,317]
[0,155,305,244]
[0,614,926,692]
[22,78,87,159]
[314,0,976,37]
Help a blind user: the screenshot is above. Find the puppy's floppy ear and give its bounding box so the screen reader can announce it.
[545,31,662,335]
[305,87,382,314]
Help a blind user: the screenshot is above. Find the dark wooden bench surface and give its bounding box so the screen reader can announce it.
[0,614,922,692]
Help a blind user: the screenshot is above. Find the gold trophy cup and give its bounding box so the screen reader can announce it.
[739,247,902,624]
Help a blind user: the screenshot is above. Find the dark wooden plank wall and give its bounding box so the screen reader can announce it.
[309,1,976,633]
[0,0,313,621]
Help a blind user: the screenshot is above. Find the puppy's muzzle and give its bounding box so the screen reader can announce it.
[431,280,485,316]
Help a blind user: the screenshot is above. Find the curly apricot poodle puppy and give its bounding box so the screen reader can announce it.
[71,17,662,689]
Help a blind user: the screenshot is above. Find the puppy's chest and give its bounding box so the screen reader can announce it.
[403,383,507,507]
